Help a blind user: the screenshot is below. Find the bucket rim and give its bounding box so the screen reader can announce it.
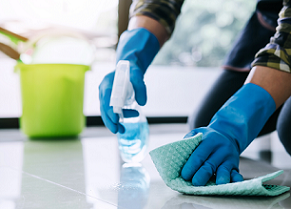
[14,62,91,72]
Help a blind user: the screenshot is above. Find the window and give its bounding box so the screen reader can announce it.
[153,0,256,67]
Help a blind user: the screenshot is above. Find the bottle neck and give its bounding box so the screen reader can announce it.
[122,101,147,123]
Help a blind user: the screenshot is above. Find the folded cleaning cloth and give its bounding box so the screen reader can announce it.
[149,133,290,196]
[161,193,290,209]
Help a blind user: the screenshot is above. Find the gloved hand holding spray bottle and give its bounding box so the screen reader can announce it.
[110,60,149,163]
[99,27,160,162]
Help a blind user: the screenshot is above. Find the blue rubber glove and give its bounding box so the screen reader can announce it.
[181,83,276,186]
[99,28,160,133]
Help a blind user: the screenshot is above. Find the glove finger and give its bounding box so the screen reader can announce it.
[216,163,232,185]
[181,140,213,181]
[191,148,227,186]
[130,68,147,106]
[99,72,115,90]
[192,161,216,186]
[101,88,119,123]
[99,75,120,133]
[100,104,118,134]
[231,169,244,182]
[117,123,125,134]
[123,109,139,118]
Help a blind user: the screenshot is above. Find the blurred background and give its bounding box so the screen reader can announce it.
[3,2,291,208]
[0,0,256,126]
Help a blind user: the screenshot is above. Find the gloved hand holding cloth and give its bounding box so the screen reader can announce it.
[150,83,290,195]
[180,83,276,186]
[149,83,285,194]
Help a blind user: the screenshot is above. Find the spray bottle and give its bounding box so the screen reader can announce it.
[110,60,149,163]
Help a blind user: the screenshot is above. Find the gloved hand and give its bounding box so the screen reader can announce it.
[99,28,160,134]
[181,83,276,186]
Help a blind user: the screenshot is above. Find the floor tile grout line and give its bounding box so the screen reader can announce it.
[6,166,121,209]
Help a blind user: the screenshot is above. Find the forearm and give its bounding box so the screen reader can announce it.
[248,0,291,109]
[129,0,184,46]
[128,15,169,46]
[245,66,291,109]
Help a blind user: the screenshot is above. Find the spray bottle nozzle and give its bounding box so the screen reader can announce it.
[110,60,134,121]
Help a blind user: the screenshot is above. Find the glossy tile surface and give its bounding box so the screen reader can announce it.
[1,124,291,209]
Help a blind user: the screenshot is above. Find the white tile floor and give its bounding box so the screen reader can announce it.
[1,124,291,209]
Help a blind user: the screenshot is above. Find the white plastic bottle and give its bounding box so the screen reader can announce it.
[110,61,149,163]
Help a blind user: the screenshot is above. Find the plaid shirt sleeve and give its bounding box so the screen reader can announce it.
[252,0,291,73]
[130,0,184,35]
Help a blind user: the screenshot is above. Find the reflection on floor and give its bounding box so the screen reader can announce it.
[0,124,291,209]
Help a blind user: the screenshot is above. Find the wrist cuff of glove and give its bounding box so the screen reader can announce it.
[209,83,276,153]
[116,28,160,74]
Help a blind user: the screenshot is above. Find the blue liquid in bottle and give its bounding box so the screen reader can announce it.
[118,122,149,163]
[117,103,149,163]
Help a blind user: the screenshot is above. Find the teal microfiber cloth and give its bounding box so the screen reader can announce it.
[149,133,290,196]
[162,193,290,209]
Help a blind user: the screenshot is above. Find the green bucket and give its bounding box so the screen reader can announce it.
[15,63,90,138]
